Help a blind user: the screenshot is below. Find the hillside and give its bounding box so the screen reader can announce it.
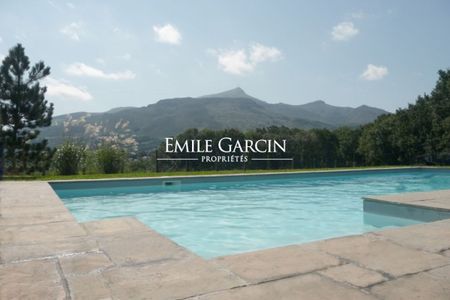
[40,88,388,152]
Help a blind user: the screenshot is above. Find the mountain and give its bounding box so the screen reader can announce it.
[40,88,389,152]
[270,100,387,126]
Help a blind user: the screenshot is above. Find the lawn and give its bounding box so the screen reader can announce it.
[1,165,429,181]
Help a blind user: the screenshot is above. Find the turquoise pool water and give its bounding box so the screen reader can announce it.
[54,169,450,258]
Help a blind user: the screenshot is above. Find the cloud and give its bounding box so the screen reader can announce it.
[0,36,3,43]
[212,43,282,75]
[66,2,75,9]
[217,49,254,75]
[65,63,136,80]
[332,22,359,41]
[153,24,182,45]
[60,22,82,41]
[361,64,389,80]
[249,43,282,64]
[44,77,92,101]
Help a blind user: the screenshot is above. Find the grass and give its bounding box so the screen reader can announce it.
[1,165,433,181]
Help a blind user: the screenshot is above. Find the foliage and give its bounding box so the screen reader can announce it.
[358,69,450,165]
[0,44,53,174]
[79,150,98,175]
[52,141,86,175]
[95,144,126,174]
[127,155,154,172]
[335,127,362,167]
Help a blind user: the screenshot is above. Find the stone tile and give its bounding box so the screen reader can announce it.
[0,281,66,300]
[441,249,450,257]
[0,198,60,208]
[103,255,244,299]
[371,265,450,300]
[374,219,450,253]
[82,217,150,237]
[304,235,449,277]
[212,244,340,283]
[67,273,113,300]
[97,231,190,266]
[416,199,450,210]
[0,206,74,226]
[0,221,87,245]
[0,236,98,263]
[0,259,60,284]
[0,181,63,208]
[194,273,376,300]
[427,264,450,280]
[318,263,387,287]
[0,260,66,300]
[0,204,71,217]
[60,252,113,275]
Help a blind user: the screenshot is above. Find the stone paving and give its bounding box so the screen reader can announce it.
[1,180,450,299]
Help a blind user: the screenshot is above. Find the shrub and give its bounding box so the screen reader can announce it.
[52,141,86,175]
[96,145,126,174]
[80,150,98,174]
[127,156,154,172]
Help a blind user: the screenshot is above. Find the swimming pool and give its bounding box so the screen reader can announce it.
[52,168,450,258]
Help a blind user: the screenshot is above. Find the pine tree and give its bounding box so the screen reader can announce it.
[0,44,53,173]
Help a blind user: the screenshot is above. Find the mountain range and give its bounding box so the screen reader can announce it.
[40,88,389,152]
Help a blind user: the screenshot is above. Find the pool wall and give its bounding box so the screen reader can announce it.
[49,166,449,190]
[364,199,450,222]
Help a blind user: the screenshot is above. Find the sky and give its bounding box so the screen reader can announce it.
[0,0,449,115]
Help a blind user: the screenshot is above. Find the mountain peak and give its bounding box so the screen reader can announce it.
[199,87,254,99]
[300,100,328,107]
[310,100,326,105]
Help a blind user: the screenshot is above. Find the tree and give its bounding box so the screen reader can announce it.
[335,127,362,167]
[429,70,450,163]
[358,115,398,165]
[0,44,53,173]
[357,69,450,165]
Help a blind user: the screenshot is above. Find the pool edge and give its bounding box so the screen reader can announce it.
[2,181,450,299]
[47,165,449,184]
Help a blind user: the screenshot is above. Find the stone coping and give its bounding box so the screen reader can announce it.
[47,165,449,184]
[1,180,450,299]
